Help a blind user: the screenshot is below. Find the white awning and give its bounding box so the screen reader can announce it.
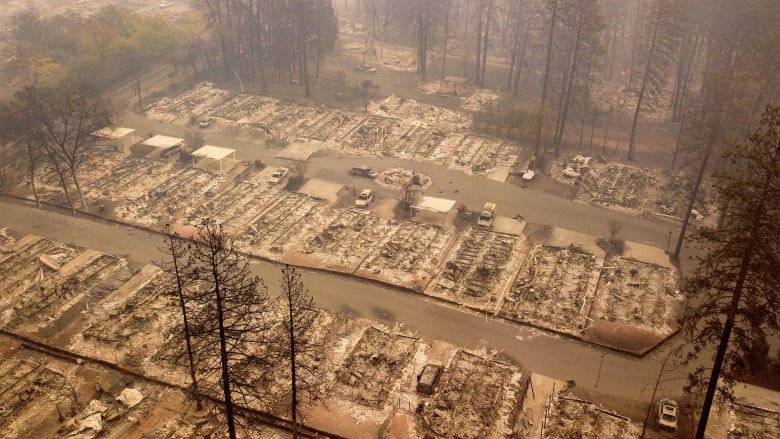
[92,127,136,139]
[141,135,184,149]
[191,145,236,174]
[192,145,236,160]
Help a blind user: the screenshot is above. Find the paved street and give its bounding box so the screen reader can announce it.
[1,198,689,409]
[118,111,682,250]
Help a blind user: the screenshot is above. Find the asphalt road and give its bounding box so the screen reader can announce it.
[0,198,689,407]
[118,111,682,251]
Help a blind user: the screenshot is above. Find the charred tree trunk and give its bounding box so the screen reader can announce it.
[480,0,493,87]
[535,0,558,163]
[474,0,483,84]
[555,9,585,157]
[441,0,451,80]
[513,25,530,97]
[628,6,661,161]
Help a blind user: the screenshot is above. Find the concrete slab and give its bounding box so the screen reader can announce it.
[492,216,526,236]
[103,264,161,307]
[622,240,673,268]
[296,178,343,205]
[275,140,323,161]
[547,227,606,259]
[57,249,102,277]
[415,196,456,213]
[10,234,43,253]
[486,155,516,183]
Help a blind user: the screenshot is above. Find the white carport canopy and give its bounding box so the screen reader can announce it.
[141,135,184,149]
[191,145,236,173]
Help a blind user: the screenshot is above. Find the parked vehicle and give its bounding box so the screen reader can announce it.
[198,116,214,128]
[416,362,443,395]
[477,202,497,229]
[355,189,374,208]
[269,167,289,185]
[656,398,679,432]
[354,64,377,73]
[350,165,378,179]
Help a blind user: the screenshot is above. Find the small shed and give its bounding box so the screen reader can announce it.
[191,145,237,174]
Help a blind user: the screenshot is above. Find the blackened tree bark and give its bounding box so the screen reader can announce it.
[278,265,322,438]
[683,105,780,439]
[187,218,274,438]
[535,0,559,164]
[159,225,202,410]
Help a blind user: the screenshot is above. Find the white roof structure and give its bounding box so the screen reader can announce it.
[414,196,456,213]
[141,135,184,149]
[191,145,236,173]
[92,127,136,139]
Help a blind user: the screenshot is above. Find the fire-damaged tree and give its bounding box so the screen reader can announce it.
[0,99,44,207]
[198,0,337,95]
[681,105,780,439]
[626,0,682,161]
[12,80,112,213]
[158,225,202,411]
[277,265,323,438]
[186,219,275,438]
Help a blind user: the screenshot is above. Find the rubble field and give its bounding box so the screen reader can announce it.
[727,403,780,439]
[86,156,178,205]
[332,326,417,408]
[426,228,526,310]
[0,228,653,437]
[0,358,68,436]
[0,343,286,439]
[369,95,471,130]
[19,145,455,290]
[388,124,451,160]
[461,90,501,113]
[7,251,127,334]
[499,245,601,337]
[0,235,82,309]
[375,168,433,192]
[589,257,683,334]
[145,82,232,124]
[28,146,126,205]
[569,159,711,220]
[340,115,409,155]
[356,220,450,290]
[540,395,640,439]
[117,166,223,225]
[297,208,451,289]
[418,350,528,439]
[448,135,513,176]
[238,191,327,257]
[72,267,176,372]
[578,163,658,213]
[145,83,520,173]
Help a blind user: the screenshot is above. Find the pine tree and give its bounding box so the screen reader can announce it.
[682,105,780,439]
